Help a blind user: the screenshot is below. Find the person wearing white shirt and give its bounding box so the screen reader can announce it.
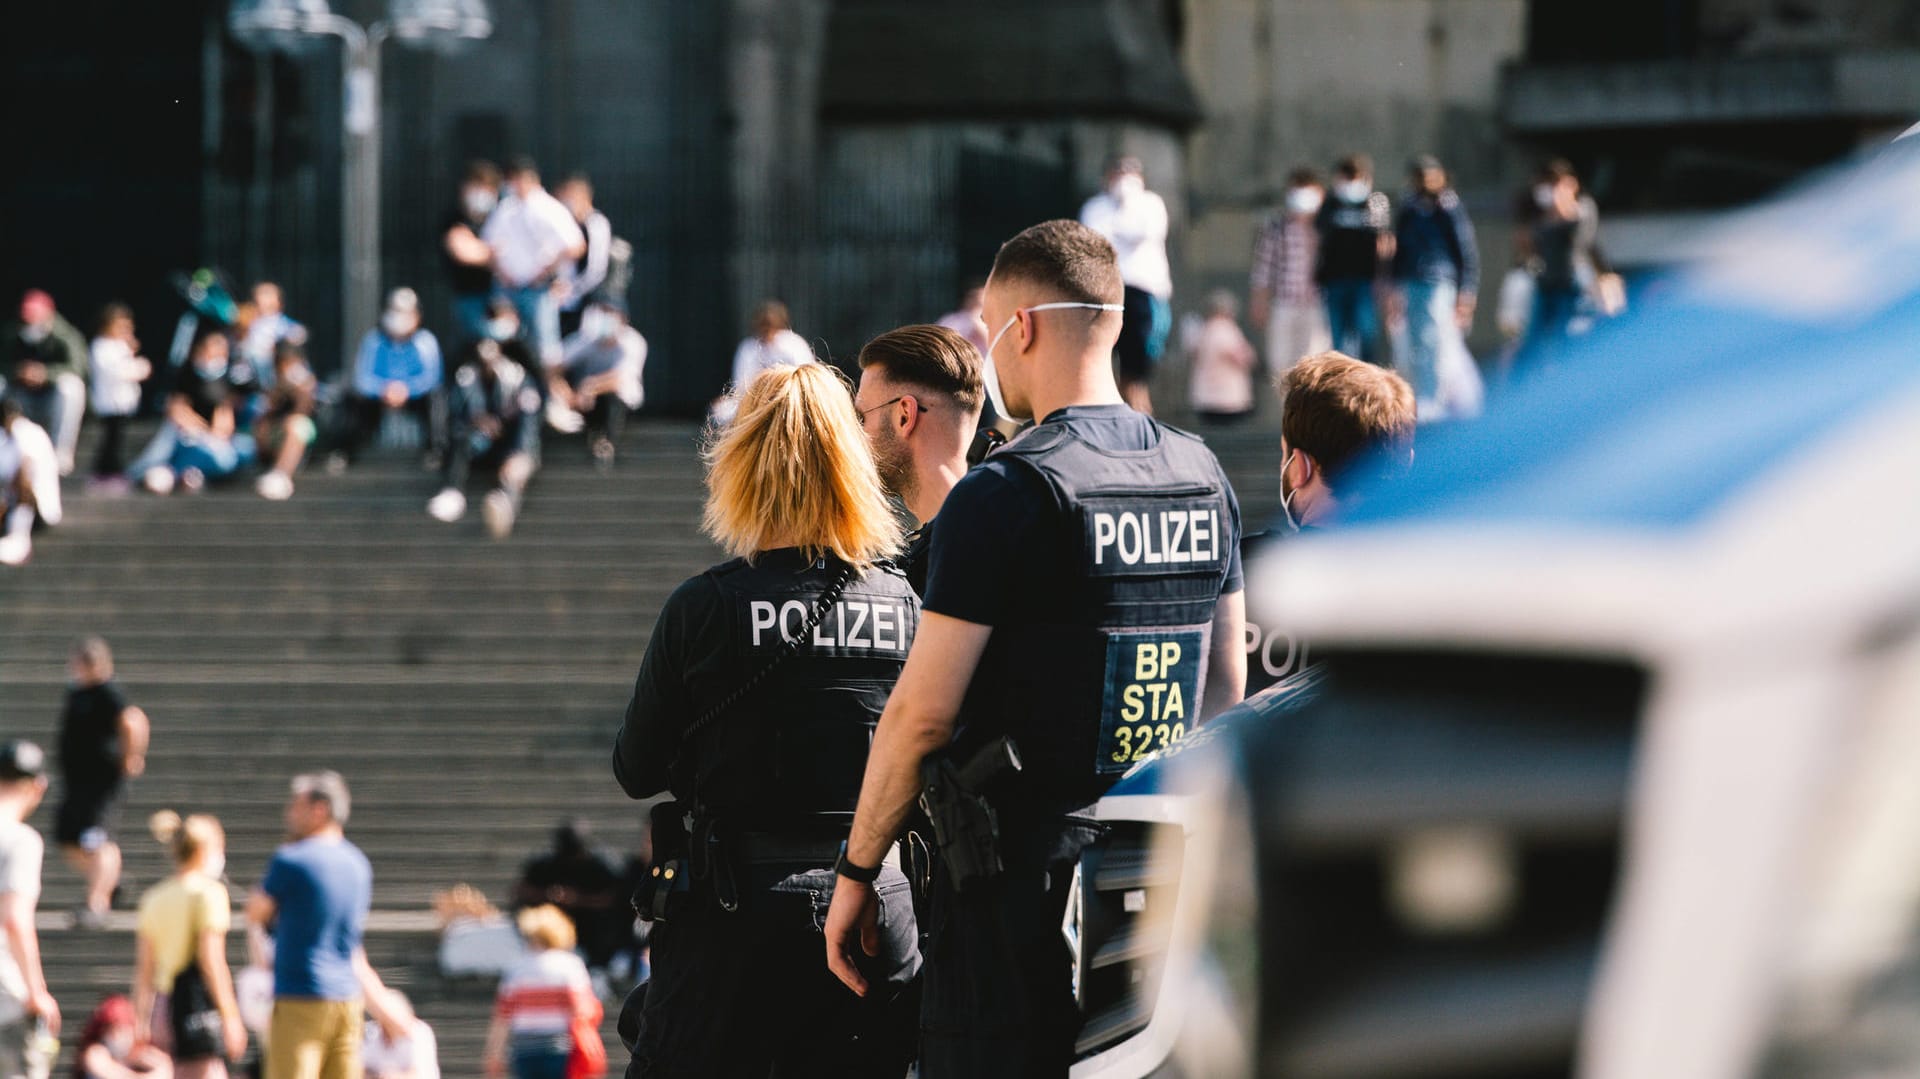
[553,176,613,338]
[0,400,60,566]
[87,304,153,484]
[1079,154,1174,415]
[481,158,586,368]
[552,300,646,466]
[707,300,814,426]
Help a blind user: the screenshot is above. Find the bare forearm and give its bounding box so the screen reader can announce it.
[846,707,952,867]
[5,916,46,998]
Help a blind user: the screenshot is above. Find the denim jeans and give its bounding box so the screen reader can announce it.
[1400,279,1458,403]
[502,286,561,366]
[1322,278,1381,363]
[451,295,492,351]
[510,1033,570,1079]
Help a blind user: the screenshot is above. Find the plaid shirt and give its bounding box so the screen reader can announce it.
[1250,214,1320,305]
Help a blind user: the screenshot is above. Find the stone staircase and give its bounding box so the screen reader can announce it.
[0,403,1286,1078]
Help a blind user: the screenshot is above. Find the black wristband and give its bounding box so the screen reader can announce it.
[835,841,881,884]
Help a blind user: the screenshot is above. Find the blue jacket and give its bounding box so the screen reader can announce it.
[352,329,442,400]
[1393,190,1479,295]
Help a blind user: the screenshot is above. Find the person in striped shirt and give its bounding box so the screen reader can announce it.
[484,906,601,1079]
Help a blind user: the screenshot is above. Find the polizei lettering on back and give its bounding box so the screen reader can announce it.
[1085,498,1223,576]
[744,598,915,655]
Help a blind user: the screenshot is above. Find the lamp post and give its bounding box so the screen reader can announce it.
[228,0,492,370]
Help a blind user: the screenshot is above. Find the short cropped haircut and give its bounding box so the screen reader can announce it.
[505,155,538,180]
[71,635,113,670]
[1336,153,1372,181]
[517,904,577,952]
[1287,166,1323,189]
[291,770,352,825]
[96,303,133,337]
[857,325,984,415]
[1281,352,1415,486]
[990,220,1123,306]
[703,363,903,568]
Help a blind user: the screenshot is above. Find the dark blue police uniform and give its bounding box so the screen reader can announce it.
[919,404,1242,1077]
[614,550,923,1078]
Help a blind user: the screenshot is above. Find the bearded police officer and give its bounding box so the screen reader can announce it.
[615,363,921,1077]
[825,219,1247,1075]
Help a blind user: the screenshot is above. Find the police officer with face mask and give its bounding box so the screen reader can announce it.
[824,219,1248,1076]
[614,362,921,1078]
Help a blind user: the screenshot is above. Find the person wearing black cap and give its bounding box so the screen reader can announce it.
[0,739,59,1078]
[1390,153,1479,416]
[551,299,646,467]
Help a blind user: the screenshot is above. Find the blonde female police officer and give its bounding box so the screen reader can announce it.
[614,362,921,1077]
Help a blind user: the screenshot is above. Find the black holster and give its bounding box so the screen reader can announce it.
[633,801,691,923]
[917,736,1022,893]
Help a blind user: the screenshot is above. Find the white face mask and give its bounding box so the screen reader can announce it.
[579,309,614,341]
[981,301,1126,421]
[1335,180,1371,202]
[486,318,518,341]
[382,312,411,338]
[1286,187,1324,215]
[19,322,49,344]
[104,1033,134,1060]
[1534,184,1557,210]
[202,851,226,880]
[1108,174,1145,200]
[464,188,497,219]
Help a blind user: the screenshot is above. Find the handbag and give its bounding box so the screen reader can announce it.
[566,995,607,1079]
[170,959,226,1060]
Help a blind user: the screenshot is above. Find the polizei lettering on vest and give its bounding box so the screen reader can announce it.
[746,598,914,652]
[1090,505,1220,568]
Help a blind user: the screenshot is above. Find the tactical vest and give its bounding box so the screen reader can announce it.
[681,553,920,822]
[952,420,1234,815]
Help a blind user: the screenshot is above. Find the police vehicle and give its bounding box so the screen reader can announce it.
[1065,133,1920,1077]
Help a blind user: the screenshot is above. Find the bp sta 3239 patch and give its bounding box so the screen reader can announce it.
[1097,628,1205,774]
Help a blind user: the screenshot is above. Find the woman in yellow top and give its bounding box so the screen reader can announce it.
[134,812,247,1077]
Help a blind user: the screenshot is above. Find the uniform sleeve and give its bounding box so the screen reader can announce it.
[612,575,717,799]
[921,464,1049,626]
[1219,468,1245,595]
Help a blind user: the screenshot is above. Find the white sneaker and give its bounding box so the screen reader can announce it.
[546,397,585,434]
[0,532,29,567]
[427,488,467,523]
[179,467,206,493]
[143,469,175,496]
[255,471,294,501]
[482,489,516,539]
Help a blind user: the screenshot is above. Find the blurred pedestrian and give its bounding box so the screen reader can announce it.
[1390,154,1479,417]
[1514,159,1624,376]
[551,299,645,467]
[127,331,256,495]
[483,157,585,370]
[1251,167,1332,376]
[444,161,502,347]
[615,362,921,1078]
[552,175,613,340]
[245,771,383,1079]
[1316,154,1393,363]
[57,637,148,928]
[483,906,600,1079]
[425,337,541,540]
[0,290,88,476]
[73,995,170,1079]
[707,300,813,426]
[0,740,59,1078]
[134,812,246,1078]
[235,283,306,390]
[0,400,59,567]
[251,343,318,502]
[1080,154,1173,413]
[1276,351,1415,531]
[341,289,445,466]
[1188,290,1258,425]
[86,304,152,488]
[510,822,622,976]
[853,323,984,595]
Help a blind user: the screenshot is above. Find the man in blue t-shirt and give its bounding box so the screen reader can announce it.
[245,771,377,1079]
